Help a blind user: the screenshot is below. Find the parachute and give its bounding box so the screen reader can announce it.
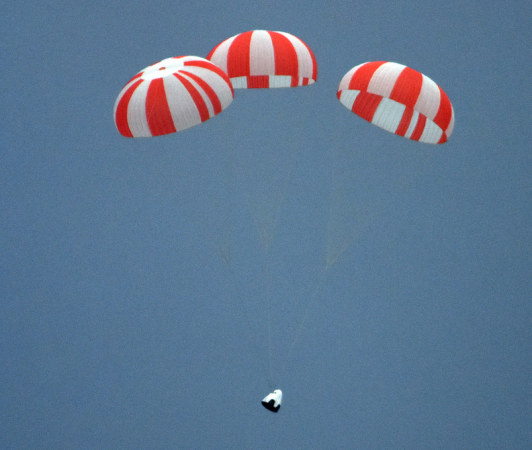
[114,56,234,137]
[112,39,456,413]
[337,61,454,144]
[207,30,317,89]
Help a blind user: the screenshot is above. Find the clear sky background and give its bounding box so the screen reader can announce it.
[2,1,531,449]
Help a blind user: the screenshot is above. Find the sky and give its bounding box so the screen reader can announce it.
[1,0,532,448]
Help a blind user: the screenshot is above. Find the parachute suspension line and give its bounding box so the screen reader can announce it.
[230,140,299,389]
[219,253,274,390]
[216,145,274,390]
[252,246,276,389]
[286,264,330,362]
[325,137,434,269]
[265,260,274,388]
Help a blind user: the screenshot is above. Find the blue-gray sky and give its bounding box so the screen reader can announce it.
[2,1,532,448]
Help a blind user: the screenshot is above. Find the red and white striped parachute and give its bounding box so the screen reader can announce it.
[207,30,317,89]
[114,56,234,137]
[337,62,454,144]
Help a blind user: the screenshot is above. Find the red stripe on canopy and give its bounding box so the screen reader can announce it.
[174,72,210,123]
[115,79,143,137]
[269,31,298,76]
[410,114,426,141]
[390,66,423,110]
[433,86,453,133]
[146,78,176,136]
[184,60,234,96]
[352,91,382,123]
[348,61,386,92]
[395,107,414,137]
[182,70,223,116]
[226,31,253,79]
[248,75,269,88]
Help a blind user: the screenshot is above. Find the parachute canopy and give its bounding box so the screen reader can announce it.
[207,30,317,89]
[337,61,454,144]
[114,56,234,137]
[261,389,282,413]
